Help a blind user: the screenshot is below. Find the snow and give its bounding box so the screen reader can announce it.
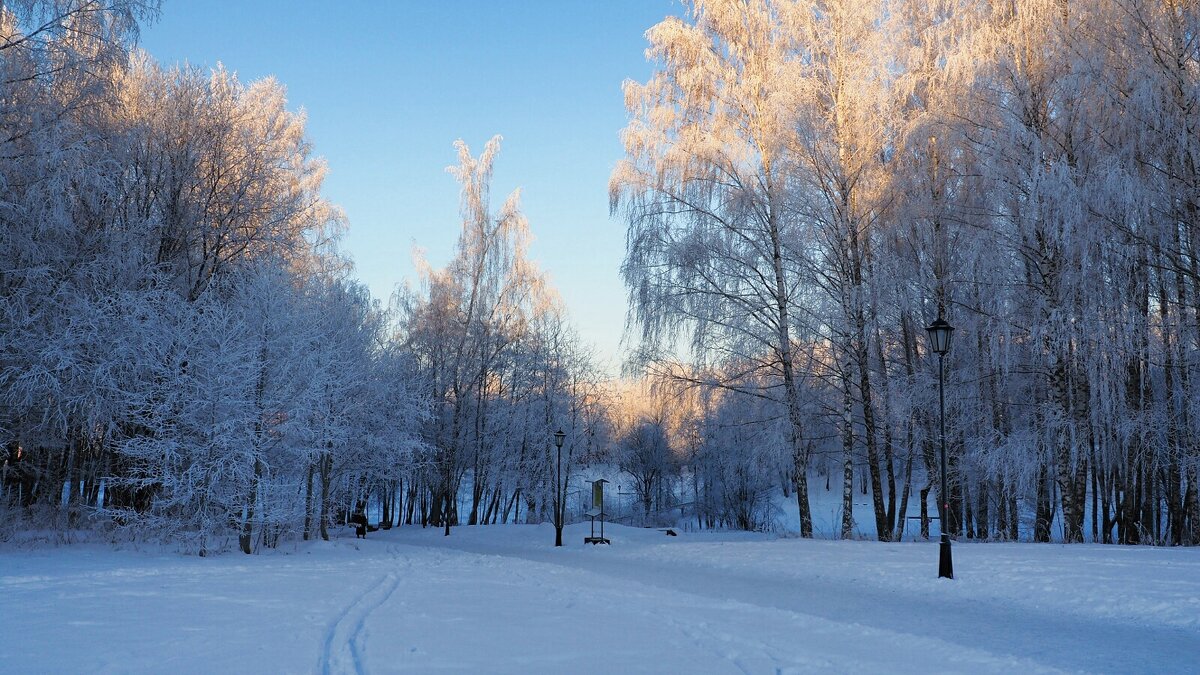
[3,524,1198,673]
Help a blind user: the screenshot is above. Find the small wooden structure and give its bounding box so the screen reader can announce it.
[584,479,610,544]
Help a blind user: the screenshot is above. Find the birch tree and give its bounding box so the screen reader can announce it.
[612,0,818,536]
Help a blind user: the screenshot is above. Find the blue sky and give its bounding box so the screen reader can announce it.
[139,1,680,371]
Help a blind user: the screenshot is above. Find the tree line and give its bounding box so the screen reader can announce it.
[5,0,1198,551]
[611,0,1200,545]
[0,1,605,553]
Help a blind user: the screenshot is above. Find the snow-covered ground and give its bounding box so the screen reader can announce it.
[3,524,1197,674]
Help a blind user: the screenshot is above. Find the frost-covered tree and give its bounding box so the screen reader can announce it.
[615,0,1200,546]
[111,55,341,300]
[0,6,425,552]
[396,136,602,539]
[612,0,819,536]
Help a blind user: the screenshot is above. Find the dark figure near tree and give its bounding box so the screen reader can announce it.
[351,502,368,539]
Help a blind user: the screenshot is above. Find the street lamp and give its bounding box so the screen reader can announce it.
[553,429,566,547]
[926,316,954,580]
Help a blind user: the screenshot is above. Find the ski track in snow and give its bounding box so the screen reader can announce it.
[318,544,405,675]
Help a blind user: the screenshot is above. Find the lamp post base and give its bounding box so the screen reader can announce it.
[939,534,954,579]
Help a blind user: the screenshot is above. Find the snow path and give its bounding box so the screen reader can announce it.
[3,524,1197,673]
[389,527,1200,674]
[358,534,1047,674]
[412,539,1195,673]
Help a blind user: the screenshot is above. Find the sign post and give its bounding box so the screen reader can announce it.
[584,479,610,545]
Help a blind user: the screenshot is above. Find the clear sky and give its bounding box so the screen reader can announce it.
[139,1,680,372]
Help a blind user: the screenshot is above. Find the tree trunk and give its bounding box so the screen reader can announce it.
[893,426,915,542]
[948,441,963,537]
[963,477,974,539]
[874,329,898,541]
[996,478,1009,541]
[919,484,931,539]
[840,365,855,539]
[1008,491,1018,541]
[855,337,888,541]
[1035,463,1054,543]
[976,478,989,541]
[764,177,811,538]
[1184,466,1199,546]
[319,451,332,542]
[239,457,262,555]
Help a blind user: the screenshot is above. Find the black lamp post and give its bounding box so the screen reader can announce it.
[926,316,954,579]
[553,429,566,547]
